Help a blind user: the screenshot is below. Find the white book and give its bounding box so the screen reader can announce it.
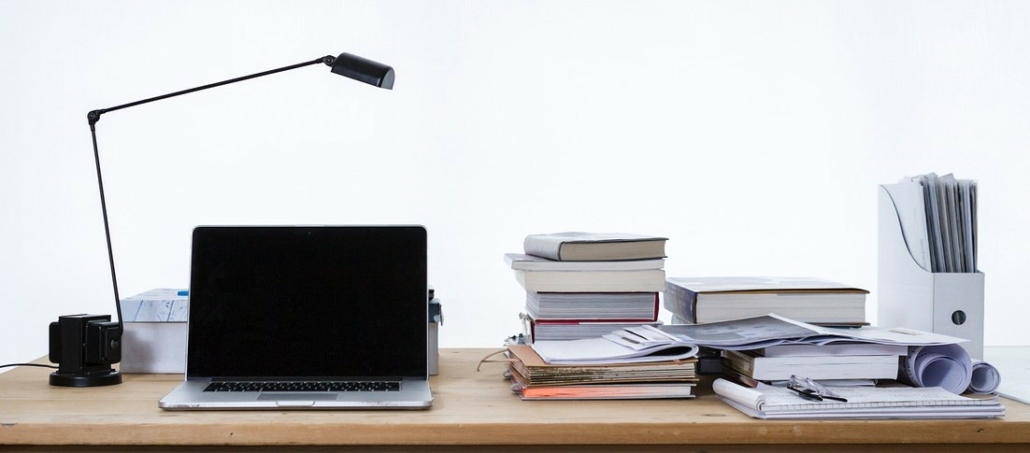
[524,318,663,342]
[514,269,667,293]
[722,349,899,381]
[755,343,909,358]
[504,253,665,271]
[526,292,659,321]
[531,337,698,365]
[523,232,667,261]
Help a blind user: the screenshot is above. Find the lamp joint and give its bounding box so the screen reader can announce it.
[87,110,102,127]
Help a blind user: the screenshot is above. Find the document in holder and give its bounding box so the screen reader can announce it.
[883,181,932,272]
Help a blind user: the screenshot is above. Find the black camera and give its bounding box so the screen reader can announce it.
[48,314,123,387]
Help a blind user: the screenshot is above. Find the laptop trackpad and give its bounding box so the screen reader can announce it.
[260,393,338,401]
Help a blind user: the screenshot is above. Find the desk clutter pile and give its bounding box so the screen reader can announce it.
[501,231,1005,419]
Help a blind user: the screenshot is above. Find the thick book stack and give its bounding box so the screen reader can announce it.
[665,276,869,327]
[506,232,668,342]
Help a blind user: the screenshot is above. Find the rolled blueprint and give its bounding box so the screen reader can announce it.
[968,360,1002,394]
[899,344,972,395]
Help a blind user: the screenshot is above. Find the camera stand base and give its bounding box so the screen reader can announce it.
[49,369,122,387]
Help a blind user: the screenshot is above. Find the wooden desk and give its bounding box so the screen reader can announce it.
[2,348,1029,451]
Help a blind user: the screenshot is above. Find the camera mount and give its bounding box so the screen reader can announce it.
[49,314,122,387]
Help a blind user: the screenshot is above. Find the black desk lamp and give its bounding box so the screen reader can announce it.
[48,52,394,387]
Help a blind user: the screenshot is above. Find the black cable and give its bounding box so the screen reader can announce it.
[0,363,59,370]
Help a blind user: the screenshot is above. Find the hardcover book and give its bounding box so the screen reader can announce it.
[720,349,900,381]
[665,277,868,326]
[521,314,662,342]
[523,232,668,261]
[525,292,659,321]
[504,253,665,272]
[515,269,667,293]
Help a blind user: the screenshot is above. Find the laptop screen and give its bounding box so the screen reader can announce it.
[186,226,428,380]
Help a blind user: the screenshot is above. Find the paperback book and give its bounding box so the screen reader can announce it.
[506,344,697,400]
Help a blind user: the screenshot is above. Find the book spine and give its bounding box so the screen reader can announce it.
[662,281,698,323]
[523,237,564,261]
[515,270,666,292]
[527,292,660,321]
[720,349,757,377]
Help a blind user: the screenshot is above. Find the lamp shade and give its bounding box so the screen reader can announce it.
[330,53,395,89]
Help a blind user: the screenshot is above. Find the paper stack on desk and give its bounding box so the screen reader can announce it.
[713,378,1004,419]
[506,344,698,400]
[658,315,1001,396]
[894,173,978,273]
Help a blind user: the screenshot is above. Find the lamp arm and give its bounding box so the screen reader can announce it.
[88,125,122,326]
[86,54,335,328]
[87,55,334,128]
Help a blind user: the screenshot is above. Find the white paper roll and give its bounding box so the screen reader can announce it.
[968,360,1001,394]
[899,344,972,395]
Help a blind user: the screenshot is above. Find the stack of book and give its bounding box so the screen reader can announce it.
[665,276,869,326]
[505,232,668,342]
[505,344,698,400]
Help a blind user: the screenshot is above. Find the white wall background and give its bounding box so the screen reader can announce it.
[2,1,1029,368]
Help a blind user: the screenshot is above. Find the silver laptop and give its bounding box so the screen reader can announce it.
[159,225,433,410]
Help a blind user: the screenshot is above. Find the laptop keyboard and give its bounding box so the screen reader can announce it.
[204,381,400,392]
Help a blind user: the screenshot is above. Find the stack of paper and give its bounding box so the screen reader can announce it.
[894,173,978,273]
[656,315,1001,396]
[655,314,966,351]
[506,344,698,400]
[714,379,1004,419]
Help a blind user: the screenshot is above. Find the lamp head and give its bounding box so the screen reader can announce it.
[327,53,394,89]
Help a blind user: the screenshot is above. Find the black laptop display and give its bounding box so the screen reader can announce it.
[159,225,433,410]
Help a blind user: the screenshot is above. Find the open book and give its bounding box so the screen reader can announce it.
[531,314,964,366]
[655,314,968,350]
[530,334,698,365]
[713,378,1004,419]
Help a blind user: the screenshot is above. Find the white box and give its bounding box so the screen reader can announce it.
[119,288,188,374]
[120,289,445,375]
[878,185,985,359]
